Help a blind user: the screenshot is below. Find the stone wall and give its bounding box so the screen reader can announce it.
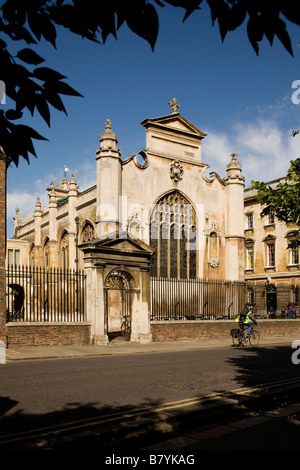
[6,322,91,347]
[150,319,300,341]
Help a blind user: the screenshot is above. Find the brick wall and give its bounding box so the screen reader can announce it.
[5,319,300,347]
[150,319,300,341]
[0,157,7,345]
[6,323,91,347]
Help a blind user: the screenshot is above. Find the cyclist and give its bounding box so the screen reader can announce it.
[235,305,258,338]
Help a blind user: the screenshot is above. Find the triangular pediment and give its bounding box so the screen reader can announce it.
[140,112,206,164]
[262,234,276,242]
[79,230,154,255]
[141,113,206,139]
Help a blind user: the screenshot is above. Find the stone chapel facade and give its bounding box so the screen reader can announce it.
[12,102,245,278]
[7,101,247,344]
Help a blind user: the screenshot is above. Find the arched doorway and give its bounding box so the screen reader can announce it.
[266,283,277,313]
[104,270,133,341]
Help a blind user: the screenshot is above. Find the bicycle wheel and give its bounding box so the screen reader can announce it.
[121,322,131,341]
[249,329,260,347]
[231,329,242,347]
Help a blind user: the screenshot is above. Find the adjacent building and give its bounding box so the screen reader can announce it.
[244,180,299,315]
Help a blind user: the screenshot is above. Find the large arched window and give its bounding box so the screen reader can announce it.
[150,191,197,278]
[81,221,95,243]
[60,231,69,269]
[43,238,50,269]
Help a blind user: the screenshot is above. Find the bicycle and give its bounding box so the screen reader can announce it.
[231,325,260,347]
[121,316,131,341]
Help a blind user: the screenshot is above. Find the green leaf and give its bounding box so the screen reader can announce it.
[247,15,264,55]
[15,124,48,141]
[33,67,66,82]
[28,11,57,47]
[5,109,23,120]
[125,3,159,51]
[42,88,67,114]
[36,94,51,126]
[15,78,42,114]
[44,80,83,97]
[274,18,294,56]
[41,16,57,47]
[228,3,246,31]
[16,48,45,65]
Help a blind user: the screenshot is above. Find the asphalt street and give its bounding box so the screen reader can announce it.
[1,335,300,453]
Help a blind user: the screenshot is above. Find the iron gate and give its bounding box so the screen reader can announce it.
[104,270,133,340]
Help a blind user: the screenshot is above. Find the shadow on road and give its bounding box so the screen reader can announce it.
[1,343,300,450]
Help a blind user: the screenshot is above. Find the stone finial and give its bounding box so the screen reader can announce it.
[229,152,240,165]
[98,118,120,155]
[34,197,42,217]
[227,152,241,171]
[168,98,180,114]
[48,181,57,206]
[68,173,78,195]
[225,152,244,183]
[70,173,76,184]
[14,207,20,225]
[100,118,117,142]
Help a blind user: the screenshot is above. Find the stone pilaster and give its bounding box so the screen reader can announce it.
[96,119,122,237]
[224,153,245,281]
[67,174,78,269]
[48,182,58,266]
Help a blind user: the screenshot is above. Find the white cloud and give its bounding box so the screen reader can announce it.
[202,118,299,187]
[202,131,232,177]
[6,191,45,237]
[7,192,38,220]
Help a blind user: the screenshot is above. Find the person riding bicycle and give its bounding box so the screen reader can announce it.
[235,305,258,337]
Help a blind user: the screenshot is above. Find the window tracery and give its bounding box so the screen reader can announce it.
[150,191,197,278]
[82,222,95,243]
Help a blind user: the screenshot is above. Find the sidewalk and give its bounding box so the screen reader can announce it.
[4,334,300,362]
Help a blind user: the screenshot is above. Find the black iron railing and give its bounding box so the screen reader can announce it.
[6,266,86,322]
[150,277,246,321]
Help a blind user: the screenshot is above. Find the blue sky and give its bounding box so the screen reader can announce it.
[4,3,300,236]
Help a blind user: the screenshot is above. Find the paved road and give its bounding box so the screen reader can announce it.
[1,342,300,451]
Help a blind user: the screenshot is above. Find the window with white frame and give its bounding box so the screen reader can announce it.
[7,249,20,269]
[290,246,299,265]
[286,231,299,266]
[247,213,253,229]
[246,246,254,269]
[267,243,275,267]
